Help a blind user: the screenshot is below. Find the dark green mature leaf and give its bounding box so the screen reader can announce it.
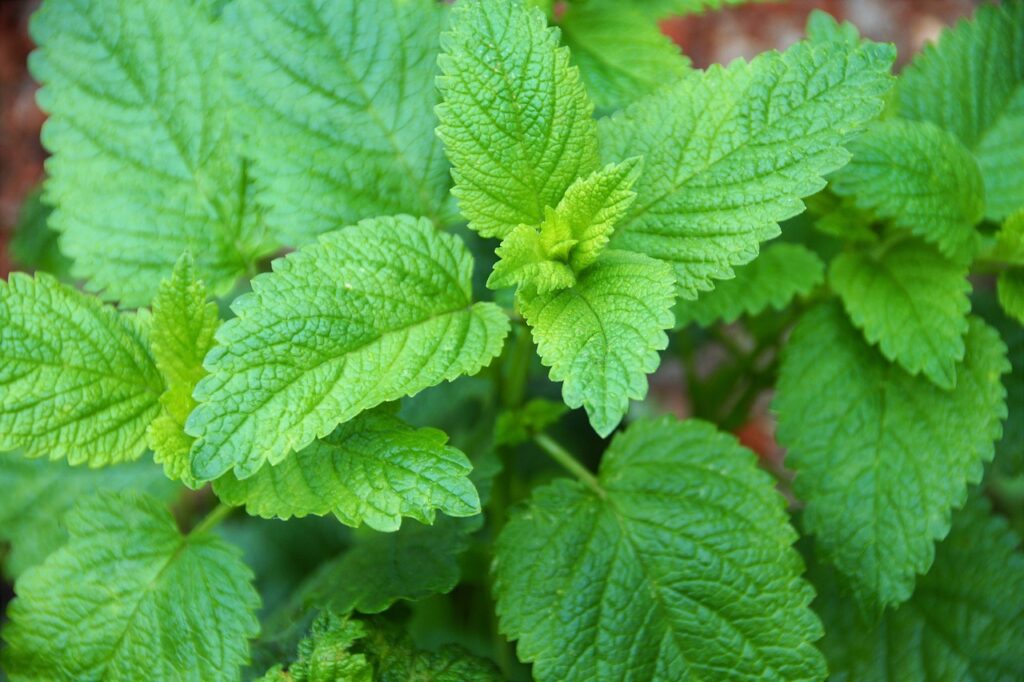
[775,304,1008,612]
[1,493,260,681]
[0,452,177,579]
[810,496,1024,681]
[437,0,600,239]
[213,407,480,532]
[898,1,1024,219]
[187,215,508,481]
[559,2,690,113]
[495,418,825,681]
[600,33,894,298]
[832,119,985,262]
[227,0,452,244]
[29,0,274,305]
[0,273,163,466]
[830,239,971,389]
[675,243,825,326]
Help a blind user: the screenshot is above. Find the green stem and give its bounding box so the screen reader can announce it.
[534,433,603,497]
[500,325,533,408]
[190,502,234,536]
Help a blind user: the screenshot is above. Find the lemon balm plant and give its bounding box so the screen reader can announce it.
[1,0,1022,680]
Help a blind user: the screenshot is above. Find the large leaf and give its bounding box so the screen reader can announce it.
[1,493,260,681]
[519,250,675,436]
[898,2,1024,219]
[810,496,1024,681]
[495,418,826,681]
[29,0,273,305]
[187,215,508,481]
[0,273,163,465]
[437,0,599,239]
[226,0,451,244]
[599,34,894,298]
[775,304,1008,612]
[213,407,480,532]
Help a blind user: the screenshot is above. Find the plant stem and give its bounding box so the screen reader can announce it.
[190,502,234,535]
[534,433,603,497]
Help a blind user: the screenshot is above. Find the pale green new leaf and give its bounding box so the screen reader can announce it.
[488,158,641,292]
[998,268,1024,325]
[805,9,861,46]
[495,418,826,681]
[560,2,690,113]
[227,0,451,244]
[675,243,825,326]
[258,613,500,682]
[775,304,1008,612]
[831,119,985,262]
[520,250,675,437]
[437,0,599,238]
[898,2,1024,219]
[186,216,509,481]
[304,516,476,615]
[213,407,479,532]
[600,34,895,298]
[148,253,220,488]
[29,0,273,305]
[0,273,163,466]
[1,493,260,681]
[811,496,1024,681]
[0,452,177,579]
[830,239,971,389]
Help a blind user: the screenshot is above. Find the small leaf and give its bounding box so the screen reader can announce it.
[675,243,825,326]
[831,119,985,262]
[998,268,1024,325]
[148,253,221,488]
[520,250,675,436]
[1,493,260,681]
[0,273,163,466]
[213,407,480,532]
[495,417,826,681]
[830,239,971,389]
[187,215,509,481]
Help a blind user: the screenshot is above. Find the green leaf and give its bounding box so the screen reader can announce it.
[0,452,177,579]
[258,612,500,682]
[437,0,600,239]
[494,398,568,447]
[805,9,862,46]
[830,239,971,389]
[187,215,509,481]
[9,189,71,280]
[0,273,163,466]
[599,34,895,298]
[29,0,273,306]
[810,496,1024,681]
[559,2,690,113]
[897,2,1024,220]
[256,612,372,682]
[675,243,825,326]
[304,516,476,616]
[998,268,1024,325]
[487,158,642,293]
[213,407,480,532]
[604,0,770,19]
[831,119,985,262]
[520,250,675,436]
[989,304,1024,477]
[775,304,1009,612]
[995,208,1024,264]
[147,253,220,488]
[1,493,260,681]
[495,417,826,681]
[226,0,451,244]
